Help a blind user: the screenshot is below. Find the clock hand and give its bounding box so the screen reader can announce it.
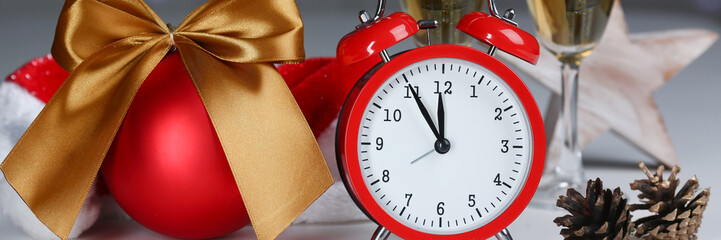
[410,149,434,164]
[436,93,451,153]
[408,84,451,154]
[438,92,445,139]
[407,83,441,140]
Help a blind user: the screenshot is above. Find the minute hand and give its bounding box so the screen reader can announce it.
[408,84,441,140]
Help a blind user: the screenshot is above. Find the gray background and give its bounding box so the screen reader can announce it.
[1,0,720,239]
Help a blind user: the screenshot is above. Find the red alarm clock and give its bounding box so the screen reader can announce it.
[335,0,545,239]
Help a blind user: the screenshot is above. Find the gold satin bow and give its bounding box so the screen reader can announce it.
[0,0,333,239]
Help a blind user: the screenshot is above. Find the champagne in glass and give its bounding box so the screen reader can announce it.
[526,0,614,208]
[528,0,614,61]
[401,0,486,46]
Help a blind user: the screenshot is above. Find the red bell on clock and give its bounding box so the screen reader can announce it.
[457,11,540,64]
[337,12,419,66]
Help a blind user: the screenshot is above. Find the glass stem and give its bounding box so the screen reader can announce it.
[556,61,584,185]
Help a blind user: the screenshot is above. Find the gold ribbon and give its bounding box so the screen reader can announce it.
[0,1,333,239]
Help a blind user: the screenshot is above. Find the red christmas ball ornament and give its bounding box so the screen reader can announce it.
[101,51,250,239]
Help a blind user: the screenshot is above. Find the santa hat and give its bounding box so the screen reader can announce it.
[0,54,379,238]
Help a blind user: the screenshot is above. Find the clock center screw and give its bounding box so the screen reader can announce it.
[434,138,451,154]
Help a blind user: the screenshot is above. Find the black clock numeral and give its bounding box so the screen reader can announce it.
[382,170,390,182]
[494,107,503,121]
[494,173,502,186]
[434,80,452,94]
[468,194,476,207]
[501,140,509,153]
[384,109,402,122]
[375,137,383,150]
[404,85,419,99]
[470,85,478,98]
[436,202,445,215]
[405,193,413,206]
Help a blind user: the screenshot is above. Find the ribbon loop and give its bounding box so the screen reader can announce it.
[1,1,332,240]
[52,0,168,71]
[175,0,305,63]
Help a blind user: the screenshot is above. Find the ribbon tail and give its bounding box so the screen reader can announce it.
[176,44,334,240]
[0,37,170,240]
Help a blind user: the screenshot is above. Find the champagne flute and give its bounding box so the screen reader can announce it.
[400,0,486,46]
[526,0,614,208]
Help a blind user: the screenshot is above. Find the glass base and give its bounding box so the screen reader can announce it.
[529,173,585,210]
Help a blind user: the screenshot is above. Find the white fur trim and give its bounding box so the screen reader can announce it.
[0,81,101,239]
[296,118,368,223]
[0,81,44,160]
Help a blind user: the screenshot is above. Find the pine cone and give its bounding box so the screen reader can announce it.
[630,162,710,240]
[555,178,634,240]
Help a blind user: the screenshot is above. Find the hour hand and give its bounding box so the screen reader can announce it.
[438,92,445,139]
[434,92,450,153]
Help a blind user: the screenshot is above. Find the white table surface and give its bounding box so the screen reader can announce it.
[1,0,720,239]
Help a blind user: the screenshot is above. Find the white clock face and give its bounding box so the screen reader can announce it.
[357,58,533,235]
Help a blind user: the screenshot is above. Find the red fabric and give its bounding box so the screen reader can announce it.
[6,55,69,103]
[279,56,379,137]
[277,57,335,89]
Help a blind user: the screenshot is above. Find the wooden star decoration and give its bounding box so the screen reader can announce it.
[499,1,717,167]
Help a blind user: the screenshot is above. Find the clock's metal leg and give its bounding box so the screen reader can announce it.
[494,228,513,240]
[371,225,391,240]
[371,225,510,239]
